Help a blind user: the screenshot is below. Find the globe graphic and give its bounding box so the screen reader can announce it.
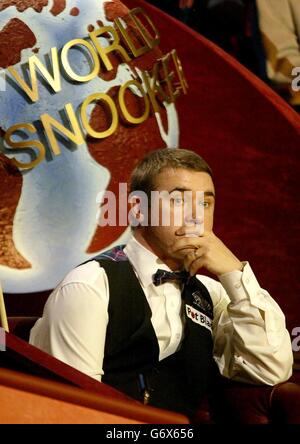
[0,0,180,293]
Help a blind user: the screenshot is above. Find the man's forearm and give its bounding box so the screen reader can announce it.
[213,263,293,384]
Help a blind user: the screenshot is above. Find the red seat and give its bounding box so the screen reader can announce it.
[8,317,38,342]
[4,315,300,423]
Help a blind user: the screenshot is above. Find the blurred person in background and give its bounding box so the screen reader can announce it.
[256,0,300,108]
[146,1,300,107]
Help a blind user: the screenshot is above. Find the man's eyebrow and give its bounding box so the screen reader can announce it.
[204,191,215,198]
[168,187,215,198]
[169,187,190,193]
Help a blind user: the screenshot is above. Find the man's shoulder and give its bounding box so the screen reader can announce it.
[91,245,127,262]
[60,245,128,288]
[60,260,103,288]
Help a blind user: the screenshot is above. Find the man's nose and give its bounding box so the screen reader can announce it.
[184,201,204,226]
[184,214,203,225]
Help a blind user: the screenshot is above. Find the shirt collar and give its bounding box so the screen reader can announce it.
[124,235,172,288]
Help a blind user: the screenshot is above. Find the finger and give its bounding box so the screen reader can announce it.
[189,249,206,276]
[189,256,206,276]
[184,247,205,272]
[172,237,206,255]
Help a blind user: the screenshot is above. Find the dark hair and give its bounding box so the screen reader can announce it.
[130,148,213,197]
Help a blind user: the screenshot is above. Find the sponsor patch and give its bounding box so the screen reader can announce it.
[185,304,212,332]
[192,291,213,318]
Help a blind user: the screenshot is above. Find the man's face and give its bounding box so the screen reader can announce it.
[139,167,215,266]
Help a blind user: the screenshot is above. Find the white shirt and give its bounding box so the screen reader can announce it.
[29,236,293,385]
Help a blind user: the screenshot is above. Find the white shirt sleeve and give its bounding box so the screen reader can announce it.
[29,263,109,382]
[200,262,293,385]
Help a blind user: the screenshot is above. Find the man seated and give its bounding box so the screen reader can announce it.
[30,148,293,418]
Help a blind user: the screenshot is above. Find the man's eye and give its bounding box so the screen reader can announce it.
[199,201,209,208]
[173,197,183,205]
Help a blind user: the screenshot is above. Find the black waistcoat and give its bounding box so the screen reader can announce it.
[96,259,217,417]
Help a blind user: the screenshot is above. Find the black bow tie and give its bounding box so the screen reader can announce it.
[152,269,190,286]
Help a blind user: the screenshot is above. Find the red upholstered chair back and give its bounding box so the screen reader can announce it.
[8,317,38,342]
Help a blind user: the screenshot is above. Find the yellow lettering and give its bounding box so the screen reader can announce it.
[128,7,160,49]
[114,15,151,58]
[141,62,169,113]
[81,93,118,138]
[118,80,150,124]
[141,70,159,113]
[61,39,101,82]
[89,26,131,71]
[41,103,84,156]
[4,123,46,170]
[7,47,61,103]
[141,51,187,109]
[171,50,188,94]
